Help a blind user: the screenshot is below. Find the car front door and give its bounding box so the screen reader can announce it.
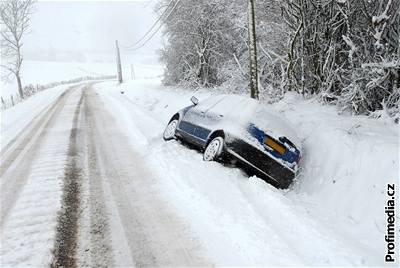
[180,95,224,144]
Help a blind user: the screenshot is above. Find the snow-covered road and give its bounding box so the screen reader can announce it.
[0,78,398,267]
[77,87,210,267]
[1,84,84,266]
[1,83,210,267]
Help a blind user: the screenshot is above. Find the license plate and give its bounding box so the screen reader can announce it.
[264,137,285,154]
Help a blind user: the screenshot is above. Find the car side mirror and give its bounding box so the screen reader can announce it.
[190,96,199,105]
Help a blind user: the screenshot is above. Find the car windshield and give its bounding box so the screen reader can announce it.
[201,94,258,120]
[196,95,225,111]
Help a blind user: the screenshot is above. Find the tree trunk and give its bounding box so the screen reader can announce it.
[16,72,24,99]
[248,0,259,99]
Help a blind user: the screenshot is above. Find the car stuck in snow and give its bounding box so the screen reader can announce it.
[163,94,301,188]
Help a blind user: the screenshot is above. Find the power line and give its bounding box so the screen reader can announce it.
[125,0,181,51]
[124,21,163,51]
[123,0,181,52]
[123,0,174,49]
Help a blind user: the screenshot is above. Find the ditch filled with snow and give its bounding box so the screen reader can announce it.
[1,75,398,266]
[92,78,398,266]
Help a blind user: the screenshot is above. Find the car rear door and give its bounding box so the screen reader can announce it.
[194,96,230,137]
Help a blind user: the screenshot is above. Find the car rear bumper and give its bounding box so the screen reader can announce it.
[226,139,296,188]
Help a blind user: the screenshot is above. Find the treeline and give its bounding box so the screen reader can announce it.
[159,0,399,118]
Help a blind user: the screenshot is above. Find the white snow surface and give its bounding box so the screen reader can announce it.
[93,78,399,266]
[189,94,301,147]
[1,83,77,150]
[1,56,163,99]
[1,72,398,266]
[1,85,84,267]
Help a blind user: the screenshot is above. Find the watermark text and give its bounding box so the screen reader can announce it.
[385,183,396,263]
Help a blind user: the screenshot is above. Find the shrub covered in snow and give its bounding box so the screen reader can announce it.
[283,0,399,118]
[159,0,399,119]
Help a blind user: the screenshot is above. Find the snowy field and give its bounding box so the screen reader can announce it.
[1,73,398,266]
[0,53,162,99]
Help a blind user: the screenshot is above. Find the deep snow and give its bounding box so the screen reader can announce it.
[0,73,398,266]
[94,78,398,266]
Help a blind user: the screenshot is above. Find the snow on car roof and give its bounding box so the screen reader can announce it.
[200,94,301,146]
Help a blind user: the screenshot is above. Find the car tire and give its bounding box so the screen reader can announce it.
[203,137,224,161]
[163,119,178,141]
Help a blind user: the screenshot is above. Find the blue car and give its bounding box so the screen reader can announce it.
[163,94,301,188]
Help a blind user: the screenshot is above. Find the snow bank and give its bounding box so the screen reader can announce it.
[94,78,398,266]
[1,84,73,150]
[276,92,399,258]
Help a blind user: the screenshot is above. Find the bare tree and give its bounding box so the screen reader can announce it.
[0,0,34,99]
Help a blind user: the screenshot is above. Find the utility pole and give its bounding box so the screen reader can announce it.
[248,0,259,99]
[115,40,123,83]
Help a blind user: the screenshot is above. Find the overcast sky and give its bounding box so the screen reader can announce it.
[24,0,163,62]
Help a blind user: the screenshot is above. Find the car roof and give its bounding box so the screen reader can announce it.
[199,94,300,146]
[199,94,258,113]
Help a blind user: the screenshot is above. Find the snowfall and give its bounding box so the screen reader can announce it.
[0,58,399,267]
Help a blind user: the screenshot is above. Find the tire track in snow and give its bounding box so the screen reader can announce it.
[0,85,84,267]
[84,87,211,267]
[0,84,80,178]
[76,89,115,267]
[51,90,84,268]
[95,86,328,265]
[0,85,78,225]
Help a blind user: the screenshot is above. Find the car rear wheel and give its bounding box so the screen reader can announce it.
[203,137,224,161]
[163,119,178,141]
